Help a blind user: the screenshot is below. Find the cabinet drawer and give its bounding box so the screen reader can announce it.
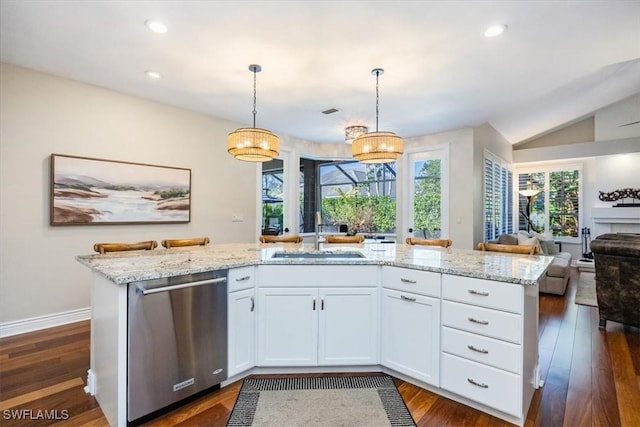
[441,326,521,374]
[229,266,256,292]
[259,265,377,287]
[442,275,522,314]
[442,300,522,344]
[382,266,440,297]
[441,353,522,417]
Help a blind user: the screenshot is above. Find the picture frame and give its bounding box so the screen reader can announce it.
[50,154,191,225]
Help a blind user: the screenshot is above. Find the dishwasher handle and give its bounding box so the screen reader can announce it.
[137,277,227,295]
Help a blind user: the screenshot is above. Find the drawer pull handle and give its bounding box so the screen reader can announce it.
[468,317,489,325]
[467,378,489,388]
[235,276,251,282]
[401,295,416,302]
[467,344,488,354]
[400,278,417,284]
[468,289,489,296]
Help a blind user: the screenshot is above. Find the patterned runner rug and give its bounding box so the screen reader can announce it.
[575,272,598,307]
[227,375,416,427]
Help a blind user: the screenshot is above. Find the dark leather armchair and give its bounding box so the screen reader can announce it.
[590,233,640,329]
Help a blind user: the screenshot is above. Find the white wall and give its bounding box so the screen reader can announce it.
[403,128,475,249]
[472,123,514,246]
[512,96,640,261]
[594,94,640,141]
[588,153,640,207]
[0,63,260,324]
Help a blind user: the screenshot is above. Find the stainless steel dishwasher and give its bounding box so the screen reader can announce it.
[127,270,228,422]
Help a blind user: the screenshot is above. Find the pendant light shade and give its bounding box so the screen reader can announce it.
[352,68,403,163]
[227,64,280,162]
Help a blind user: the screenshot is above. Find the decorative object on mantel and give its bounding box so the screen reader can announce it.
[352,68,403,163]
[598,187,640,207]
[50,154,191,225]
[227,64,280,162]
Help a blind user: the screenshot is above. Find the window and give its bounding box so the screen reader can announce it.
[261,159,284,235]
[484,152,513,241]
[517,165,581,238]
[319,161,396,235]
[299,158,319,233]
[407,149,448,239]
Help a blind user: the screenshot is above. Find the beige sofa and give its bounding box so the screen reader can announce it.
[491,232,572,295]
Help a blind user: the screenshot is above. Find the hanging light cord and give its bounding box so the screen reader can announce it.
[252,67,257,128]
[375,69,380,132]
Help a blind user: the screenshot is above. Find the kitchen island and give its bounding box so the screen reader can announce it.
[78,243,553,426]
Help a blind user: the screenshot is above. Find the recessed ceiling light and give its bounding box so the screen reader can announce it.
[145,70,161,79]
[144,20,167,34]
[484,24,508,38]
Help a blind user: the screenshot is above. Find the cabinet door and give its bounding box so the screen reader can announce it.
[318,288,379,365]
[257,288,318,366]
[228,288,255,377]
[381,288,440,386]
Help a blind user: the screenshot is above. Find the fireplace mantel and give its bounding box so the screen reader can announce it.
[591,206,640,236]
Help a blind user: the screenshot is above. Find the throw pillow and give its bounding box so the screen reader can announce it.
[539,240,559,255]
[531,231,559,255]
[497,234,518,245]
[517,234,542,254]
[531,230,553,241]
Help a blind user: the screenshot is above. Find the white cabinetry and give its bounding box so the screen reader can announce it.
[440,274,539,419]
[257,265,379,367]
[257,287,318,365]
[381,267,441,386]
[318,287,378,365]
[228,266,256,377]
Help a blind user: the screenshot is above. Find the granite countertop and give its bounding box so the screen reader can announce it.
[77,242,554,286]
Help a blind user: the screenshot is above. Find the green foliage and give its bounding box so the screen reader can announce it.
[154,188,188,199]
[105,185,137,191]
[321,187,396,234]
[262,202,283,228]
[549,170,579,237]
[521,170,580,237]
[413,160,441,237]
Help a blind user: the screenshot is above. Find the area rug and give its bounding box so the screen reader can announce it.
[575,272,598,307]
[227,375,416,427]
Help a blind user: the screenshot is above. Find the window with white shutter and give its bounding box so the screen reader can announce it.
[484,152,513,241]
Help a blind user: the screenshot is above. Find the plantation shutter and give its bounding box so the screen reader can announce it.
[483,152,513,241]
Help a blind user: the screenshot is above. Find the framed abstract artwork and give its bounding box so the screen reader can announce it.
[50,154,191,225]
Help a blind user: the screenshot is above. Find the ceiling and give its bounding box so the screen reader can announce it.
[1,1,639,145]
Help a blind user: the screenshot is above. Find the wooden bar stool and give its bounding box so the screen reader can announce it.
[326,235,365,243]
[259,235,303,243]
[477,242,537,255]
[93,240,157,254]
[161,237,210,248]
[406,237,452,248]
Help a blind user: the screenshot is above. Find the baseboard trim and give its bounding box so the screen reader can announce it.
[0,307,91,338]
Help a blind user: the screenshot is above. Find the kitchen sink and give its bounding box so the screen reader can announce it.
[272,251,365,259]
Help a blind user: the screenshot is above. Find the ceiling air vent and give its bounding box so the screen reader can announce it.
[322,108,339,115]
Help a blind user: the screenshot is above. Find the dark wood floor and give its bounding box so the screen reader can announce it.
[1,268,639,426]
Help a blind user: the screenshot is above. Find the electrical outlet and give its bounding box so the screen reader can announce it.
[231,213,244,222]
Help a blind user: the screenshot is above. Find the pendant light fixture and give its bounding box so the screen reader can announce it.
[227,64,280,162]
[344,125,368,143]
[352,68,403,163]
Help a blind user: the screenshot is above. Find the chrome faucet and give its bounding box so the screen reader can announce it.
[315,211,321,250]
